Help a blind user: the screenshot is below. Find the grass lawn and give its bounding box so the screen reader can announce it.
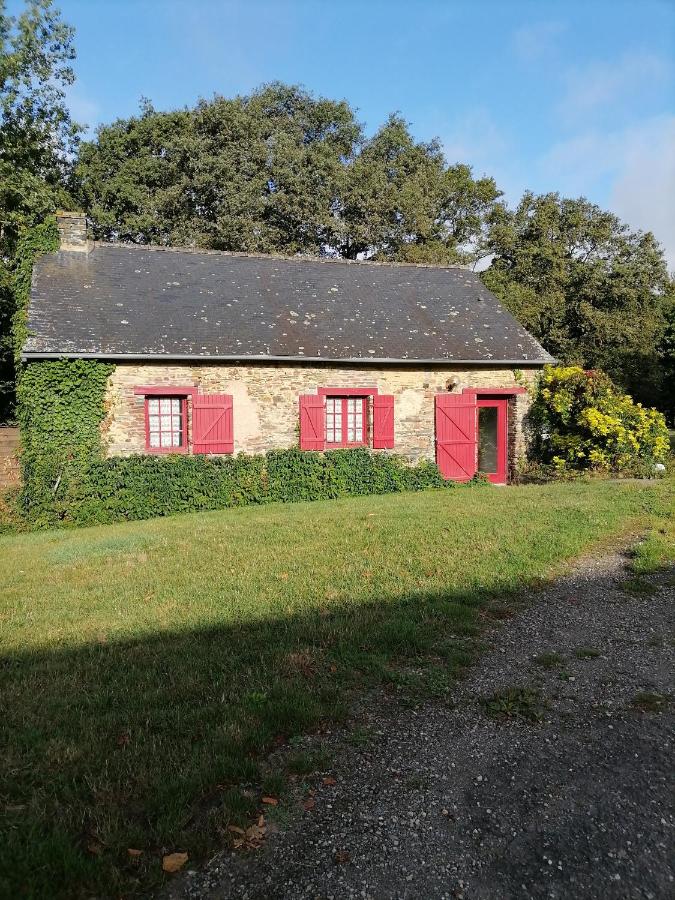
[1,478,673,897]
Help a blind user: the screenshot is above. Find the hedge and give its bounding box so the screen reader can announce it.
[29,447,452,527]
[15,449,453,527]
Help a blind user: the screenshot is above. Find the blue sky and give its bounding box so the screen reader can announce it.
[13,0,675,266]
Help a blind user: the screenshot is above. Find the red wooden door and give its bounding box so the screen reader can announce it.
[476,397,507,483]
[435,394,478,481]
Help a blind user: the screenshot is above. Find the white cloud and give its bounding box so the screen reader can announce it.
[443,108,509,172]
[512,21,566,63]
[611,116,675,272]
[558,52,673,124]
[539,115,675,269]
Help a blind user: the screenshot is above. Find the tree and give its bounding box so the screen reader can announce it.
[338,114,502,263]
[75,87,503,265]
[0,0,80,420]
[76,83,360,254]
[658,280,675,422]
[481,192,672,409]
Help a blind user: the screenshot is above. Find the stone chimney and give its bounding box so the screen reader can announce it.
[55,211,90,252]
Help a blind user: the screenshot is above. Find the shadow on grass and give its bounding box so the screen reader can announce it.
[0,573,528,899]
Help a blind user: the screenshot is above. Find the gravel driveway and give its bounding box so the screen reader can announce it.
[168,549,674,900]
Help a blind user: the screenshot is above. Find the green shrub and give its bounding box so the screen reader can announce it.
[529,366,670,476]
[21,448,453,528]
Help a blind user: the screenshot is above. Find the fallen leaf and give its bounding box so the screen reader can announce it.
[227,825,245,835]
[116,732,130,747]
[335,849,351,863]
[162,852,188,873]
[87,841,103,856]
[127,848,143,858]
[278,572,289,581]
[257,814,265,828]
[303,798,316,810]
[322,776,337,786]
[261,796,278,806]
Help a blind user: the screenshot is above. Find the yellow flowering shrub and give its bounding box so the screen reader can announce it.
[529,366,669,475]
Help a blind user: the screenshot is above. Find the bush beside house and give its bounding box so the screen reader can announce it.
[528,366,670,476]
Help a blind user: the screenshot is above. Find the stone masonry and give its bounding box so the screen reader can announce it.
[103,362,538,470]
[55,211,90,252]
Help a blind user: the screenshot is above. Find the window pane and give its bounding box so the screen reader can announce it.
[160,432,171,447]
[172,431,182,447]
[148,415,160,431]
[148,398,159,414]
[149,432,160,448]
[160,415,171,430]
[171,398,180,414]
[478,406,498,473]
[160,398,171,414]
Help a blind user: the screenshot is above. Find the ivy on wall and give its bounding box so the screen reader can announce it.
[17,360,114,523]
[12,217,115,524]
[12,218,60,364]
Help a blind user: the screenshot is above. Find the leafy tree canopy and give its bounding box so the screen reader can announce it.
[0,0,80,419]
[481,192,673,409]
[75,84,503,265]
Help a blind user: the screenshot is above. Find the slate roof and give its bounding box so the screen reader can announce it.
[24,243,553,364]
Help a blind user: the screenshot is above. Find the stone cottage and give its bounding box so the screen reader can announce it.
[23,212,553,483]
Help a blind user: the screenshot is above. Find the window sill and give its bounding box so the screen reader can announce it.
[144,447,189,455]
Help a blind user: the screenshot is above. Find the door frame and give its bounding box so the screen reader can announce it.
[476,396,508,484]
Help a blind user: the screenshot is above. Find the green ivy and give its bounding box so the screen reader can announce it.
[24,446,452,528]
[11,218,60,365]
[17,360,114,524]
[12,218,115,525]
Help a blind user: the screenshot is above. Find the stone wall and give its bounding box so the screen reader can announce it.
[0,427,20,488]
[103,361,539,470]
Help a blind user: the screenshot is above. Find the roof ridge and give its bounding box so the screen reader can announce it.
[85,240,477,272]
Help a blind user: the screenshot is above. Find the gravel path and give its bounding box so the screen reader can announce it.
[168,549,674,900]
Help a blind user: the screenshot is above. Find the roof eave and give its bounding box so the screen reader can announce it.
[21,350,554,365]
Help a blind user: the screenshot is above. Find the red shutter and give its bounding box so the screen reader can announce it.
[299,394,325,450]
[193,394,233,454]
[372,394,394,449]
[435,393,477,481]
